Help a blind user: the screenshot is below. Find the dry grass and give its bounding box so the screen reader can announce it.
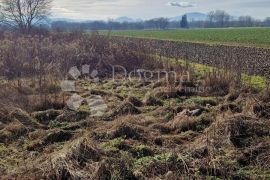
[0,32,270,179]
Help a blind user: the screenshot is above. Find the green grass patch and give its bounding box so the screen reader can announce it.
[183,97,218,106]
[177,58,268,91]
[0,143,8,155]
[104,28,270,48]
[242,74,268,91]
[237,167,270,179]
[100,137,125,152]
[133,152,177,172]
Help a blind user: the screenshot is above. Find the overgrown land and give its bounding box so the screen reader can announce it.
[0,32,270,179]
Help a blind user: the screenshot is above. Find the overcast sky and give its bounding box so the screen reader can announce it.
[51,0,270,20]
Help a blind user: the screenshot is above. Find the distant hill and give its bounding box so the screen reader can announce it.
[50,18,82,22]
[115,17,134,23]
[115,13,207,23]
[50,12,208,23]
[170,12,207,21]
[114,16,143,23]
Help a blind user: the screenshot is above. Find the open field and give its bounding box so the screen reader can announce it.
[2,0,270,179]
[1,33,270,179]
[104,28,270,48]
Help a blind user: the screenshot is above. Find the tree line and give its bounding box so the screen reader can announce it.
[51,11,270,32]
[0,0,269,33]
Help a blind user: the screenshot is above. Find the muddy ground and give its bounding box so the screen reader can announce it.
[111,37,270,78]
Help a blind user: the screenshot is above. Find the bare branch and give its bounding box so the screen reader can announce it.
[0,0,52,33]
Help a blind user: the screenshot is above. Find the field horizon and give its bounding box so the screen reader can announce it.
[103,27,270,48]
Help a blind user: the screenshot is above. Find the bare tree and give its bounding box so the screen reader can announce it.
[0,0,52,33]
[238,16,254,27]
[206,10,231,28]
[264,17,270,26]
[213,10,230,27]
[158,18,169,29]
[207,11,215,27]
[150,18,169,30]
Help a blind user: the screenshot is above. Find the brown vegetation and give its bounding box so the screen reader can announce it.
[0,32,269,179]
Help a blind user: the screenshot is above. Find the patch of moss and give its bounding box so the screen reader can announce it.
[21,139,32,150]
[116,86,130,97]
[195,114,214,132]
[79,80,100,89]
[100,137,125,153]
[78,104,92,113]
[103,80,118,89]
[236,167,270,179]
[163,99,177,107]
[47,84,61,93]
[241,74,267,91]
[183,97,218,106]
[49,121,68,129]
[130,144,154,158]
[133,152,177,172]
[0,143,8,155]
[0,77,7,85]
[0,149,20,171]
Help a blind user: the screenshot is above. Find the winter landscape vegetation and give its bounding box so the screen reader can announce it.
[0,0,270,179]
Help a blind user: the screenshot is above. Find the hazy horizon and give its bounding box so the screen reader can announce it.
[51,0,270,21]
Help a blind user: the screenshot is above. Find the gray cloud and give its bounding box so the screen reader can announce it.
[168,1,196,8]
[51,0,269,20]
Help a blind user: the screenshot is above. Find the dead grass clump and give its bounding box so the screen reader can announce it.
[228,116,269,148]
[89,89,111,96]
[190,146,209,159]
[0,106,11,124]
[26,140,44,151]
[166,112,214,133]
[49,140,100,180]
[167,116,197,132]
[143,96,163,106]
[258,88,270,103]
[253,103,270,118]
[55,111,89,122]
[111,123,144,140]
[152,87,179,99]
[109,102,141,119]
[32,109,63,125]
[198,161,224,178]
[10,108,40,127]
[32,100,65,111]
[220,103,243,113]
[133,153,185,178]
[0,121,27,143]
[105,158,137,180]
[43,130,73,145]
[202,72,233,96]
[238,141,270,167]
[150,107,176,121]
[154,137,163,146]
[67,139,101,166]
[45,138,116,180]
[126,96,143,107]
[129,145,154,158]
[151,123,172,134]
[226,91,241,102]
